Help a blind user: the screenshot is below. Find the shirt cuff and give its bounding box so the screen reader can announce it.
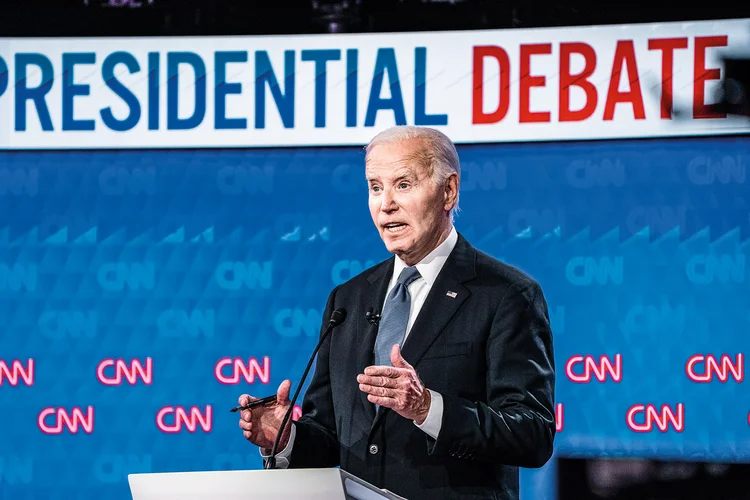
[414,389,443,440]
[259,423,296,469]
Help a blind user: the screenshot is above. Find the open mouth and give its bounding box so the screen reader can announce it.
[383,223,408,234]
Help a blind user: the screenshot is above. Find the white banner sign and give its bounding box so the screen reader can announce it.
[0,19,749,149]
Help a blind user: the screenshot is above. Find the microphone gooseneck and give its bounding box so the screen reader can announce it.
[265,308,347,469]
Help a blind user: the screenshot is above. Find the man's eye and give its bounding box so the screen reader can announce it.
[371,186,381,192]
[399,183,409,189]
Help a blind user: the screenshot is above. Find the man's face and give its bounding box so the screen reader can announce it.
[365,139,455,265]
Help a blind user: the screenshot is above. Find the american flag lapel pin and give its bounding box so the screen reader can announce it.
[446,291,457,298]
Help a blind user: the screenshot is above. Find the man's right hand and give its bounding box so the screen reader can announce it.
[238,379,293,452]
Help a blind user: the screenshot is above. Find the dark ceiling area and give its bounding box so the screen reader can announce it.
[0,1,749,37]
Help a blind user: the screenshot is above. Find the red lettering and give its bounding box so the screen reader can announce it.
[559,43,598,122]
[604,40,645,120]
[472,46,511,124]
[694,35,728,119]
[519,43,552,123]
[648,38,689,119]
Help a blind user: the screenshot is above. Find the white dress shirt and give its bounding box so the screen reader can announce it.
[262,226,459,468]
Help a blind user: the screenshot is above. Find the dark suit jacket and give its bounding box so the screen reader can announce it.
[286,233,556,500]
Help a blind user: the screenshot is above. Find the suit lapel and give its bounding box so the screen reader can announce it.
[400,233,476,367]
[357,258,394,422]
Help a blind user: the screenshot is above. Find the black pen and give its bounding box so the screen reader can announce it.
[229,394,277,413]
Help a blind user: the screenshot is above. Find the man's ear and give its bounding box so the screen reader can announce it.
[443,172,459,211]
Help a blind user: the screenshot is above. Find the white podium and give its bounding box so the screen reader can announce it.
[128,468,408,500]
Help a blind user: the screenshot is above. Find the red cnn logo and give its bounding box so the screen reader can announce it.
[38,406,95,434]
[555,403,564,432]
[565,354,622,383]
[0,359,34,386]
[214,357,271,384]
[626,404,684,432]
[156,406,212,433]
[97,358,153,386]
[686,354,744,382]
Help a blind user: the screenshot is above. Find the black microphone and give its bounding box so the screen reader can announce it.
[265,307,347,469]
[365,308,381,326]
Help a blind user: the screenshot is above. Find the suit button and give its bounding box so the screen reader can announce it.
[369,445,379,455]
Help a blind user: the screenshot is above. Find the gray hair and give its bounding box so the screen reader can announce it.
[364,126,461,219]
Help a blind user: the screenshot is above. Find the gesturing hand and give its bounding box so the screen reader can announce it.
[238,380,293,452]
[357,344,431,424]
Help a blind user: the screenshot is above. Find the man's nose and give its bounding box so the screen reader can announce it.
[380,188,397,212]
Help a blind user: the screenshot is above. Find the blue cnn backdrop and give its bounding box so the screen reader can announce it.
[0,137,748,500]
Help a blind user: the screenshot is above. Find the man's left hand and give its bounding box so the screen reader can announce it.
[357,344,431,424]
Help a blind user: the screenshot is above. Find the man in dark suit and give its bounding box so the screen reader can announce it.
[238,126,556,500]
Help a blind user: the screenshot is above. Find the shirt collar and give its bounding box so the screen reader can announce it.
[392,226,458,288]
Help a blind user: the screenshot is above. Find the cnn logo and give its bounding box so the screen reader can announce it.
[565,354,622,383]
[156,406,213,433]
[627,404,684,433]
[97,358,153,386]
[215,357,271,384]
[0,359,34,386]
[38,406,94,434]
[686,354,743,383]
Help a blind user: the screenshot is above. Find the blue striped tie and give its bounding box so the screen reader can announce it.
[374,266,422,367]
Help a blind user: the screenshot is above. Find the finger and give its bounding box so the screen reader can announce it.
[390,344,411,369]
[367,394,396,407]
[240,409,252,422]
[359,383,395,398]
[243,430,253,440]
[357,374,399,388]
[277,379,292,405]
[364,366,401,377]
[238,419,252,431]
[238,394,250,406]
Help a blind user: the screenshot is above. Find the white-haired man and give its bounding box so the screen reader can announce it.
[238,126,556,500]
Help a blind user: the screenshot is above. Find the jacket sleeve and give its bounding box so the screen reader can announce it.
[426,280,556,468]
[287,286,341,468]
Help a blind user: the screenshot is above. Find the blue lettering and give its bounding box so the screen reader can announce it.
[565,256,624,286]
[331,259,377,285]
[461,161,507,192]
[157,310,215,338]
[0,263,37,292]
[686,254,745,284]
[62,53,96,131]
[38,311,98,339]
[215,261,273,290]
[346,49,358,127]
[255,50,295,129]
[167,52,206,130]
[274,308,321,337]
[365,48,406,127]
[414,47,447,126]
[148,52,160,130]
[0,56,7,99]
[100,52,141,132]
[301,49,341,128]
[15,53,54,131]
[97,262,155,291]
[215,51,248,130]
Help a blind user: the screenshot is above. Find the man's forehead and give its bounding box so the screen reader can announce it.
[366,164,420,180]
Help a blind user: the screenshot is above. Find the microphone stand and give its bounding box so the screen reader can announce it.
[265,309,346,469]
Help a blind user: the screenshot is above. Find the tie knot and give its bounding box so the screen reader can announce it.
[397,266,421,287]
